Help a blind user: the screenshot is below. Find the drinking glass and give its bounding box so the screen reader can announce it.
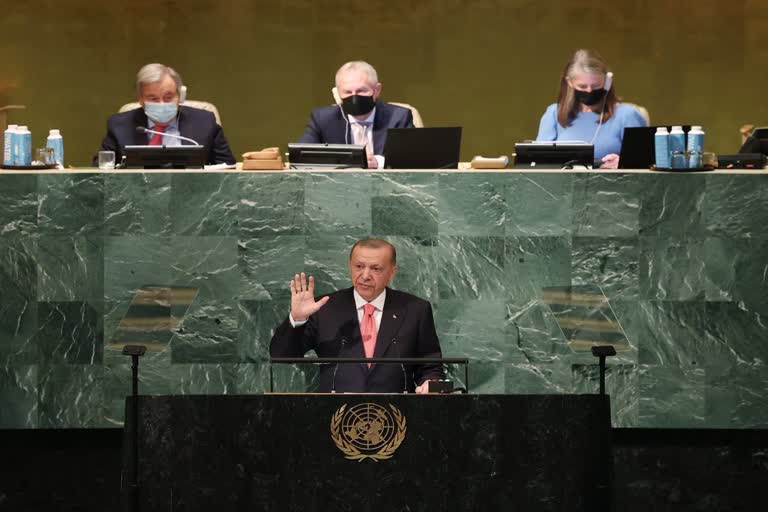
[98,150,116,170]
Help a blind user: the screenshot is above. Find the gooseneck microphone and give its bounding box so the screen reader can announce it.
[135,126,202,146]
[391,337,408,394]
[331,337,348,393]
[589,71,615,147]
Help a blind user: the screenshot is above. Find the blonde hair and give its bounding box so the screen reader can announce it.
[556,49,618,127]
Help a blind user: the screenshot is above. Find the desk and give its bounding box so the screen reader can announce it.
[1,169,767,429]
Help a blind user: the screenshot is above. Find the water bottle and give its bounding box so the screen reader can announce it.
[46,129,64,166]
[669,126,686,169]
[654,127,670,168]
[687,126,705,168]
[3,124,17,166]
[15,125,32,166]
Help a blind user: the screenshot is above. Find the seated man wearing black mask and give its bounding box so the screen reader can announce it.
[299,60,414,169]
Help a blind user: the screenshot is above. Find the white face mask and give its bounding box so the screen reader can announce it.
[143,101,178,124]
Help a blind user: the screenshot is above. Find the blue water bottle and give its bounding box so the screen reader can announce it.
[46,129,64,167]
[687,126,704,168]
[16,125,32,166]
[654,127,670,168]
[3,124,17,166]
[669,126,686,169]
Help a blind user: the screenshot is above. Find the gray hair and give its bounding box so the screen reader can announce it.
[335,61,379,88]
[136,63,183,98]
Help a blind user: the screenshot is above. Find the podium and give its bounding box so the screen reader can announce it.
[123,394,613,511]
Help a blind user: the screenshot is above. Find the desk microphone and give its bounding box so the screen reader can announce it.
[391,337,408,394]
[589,71,615,147]
[331,337,348,393]
[135,126,202,146]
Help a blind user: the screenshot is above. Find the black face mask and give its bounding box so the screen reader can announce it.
[574,88,607,106]
[341,95,376,117]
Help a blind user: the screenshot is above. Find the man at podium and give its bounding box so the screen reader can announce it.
[270,238,444,393]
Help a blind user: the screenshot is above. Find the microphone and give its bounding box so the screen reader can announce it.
[135,126,202,146]
[331,336,348,393]
[604,71,614,91]
[589,71,615,147]
[391,337,408,394]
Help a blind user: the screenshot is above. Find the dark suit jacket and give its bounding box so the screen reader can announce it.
[270,287,444,393]
[95,106,235,165]
[299,101,414,155]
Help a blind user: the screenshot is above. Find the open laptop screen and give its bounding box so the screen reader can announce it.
[383,127,462,169]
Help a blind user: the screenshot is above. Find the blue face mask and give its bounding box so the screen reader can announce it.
[143,101,178,124]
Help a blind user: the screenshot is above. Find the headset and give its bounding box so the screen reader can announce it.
[589,71,614,146]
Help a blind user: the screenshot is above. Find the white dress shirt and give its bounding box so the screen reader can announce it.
[348,107,385,169]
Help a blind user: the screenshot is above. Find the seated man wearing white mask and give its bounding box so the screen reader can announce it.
[96,63,235,166]
[299,61,414,169]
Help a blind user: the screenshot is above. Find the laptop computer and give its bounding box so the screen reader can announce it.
[739,127,768,154]
[619,126,691,169]
[383,127,462,169]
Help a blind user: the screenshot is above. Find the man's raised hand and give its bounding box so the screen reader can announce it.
[290,272,330,322]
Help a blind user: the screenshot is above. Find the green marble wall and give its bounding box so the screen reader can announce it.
[1,170,767,429]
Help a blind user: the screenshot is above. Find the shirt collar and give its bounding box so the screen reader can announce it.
[347,106,376,125]
[353,287,386,311]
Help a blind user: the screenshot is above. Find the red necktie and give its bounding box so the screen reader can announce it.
[360,303,377,367]
[148,124,167,145]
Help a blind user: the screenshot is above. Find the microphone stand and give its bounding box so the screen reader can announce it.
[591,345,616,395]
[331,337,347,393]
[391,338,408,393]
[122,344,146,512]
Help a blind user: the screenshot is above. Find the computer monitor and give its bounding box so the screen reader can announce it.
[739,127,768,154]
[383,127,462,169]
[619,126,691,169]
[124,145,206,169]
[514,142,594,169]
[287,143,367,169]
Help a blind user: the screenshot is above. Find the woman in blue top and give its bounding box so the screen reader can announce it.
[536,49,647,169]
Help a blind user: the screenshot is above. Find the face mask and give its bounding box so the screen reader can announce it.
[143,101,178,124]
[574,89,607,106]
[341,95,376,117]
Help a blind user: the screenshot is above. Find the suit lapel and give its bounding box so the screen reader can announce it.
[337,288,365,356]
[372,288,406,360]
[333,107,351,145]
[132,109,149,145]
[336,288,369,380]
[372,102,390,155]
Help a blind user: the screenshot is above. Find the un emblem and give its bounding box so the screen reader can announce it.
[330,403,407,461]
